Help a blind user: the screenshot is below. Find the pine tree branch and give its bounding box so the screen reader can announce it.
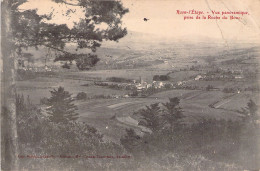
[54,0,81,7]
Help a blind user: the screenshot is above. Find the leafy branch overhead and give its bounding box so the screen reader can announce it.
[11,0,129,70]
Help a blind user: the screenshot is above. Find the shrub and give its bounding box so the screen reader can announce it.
[16,69,36,81]
[40,97,48,105]
[76,92,87,100]
[206,85,213,91]
[223,87,236,93]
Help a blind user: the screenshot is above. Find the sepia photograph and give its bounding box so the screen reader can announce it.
[1,0,260,170]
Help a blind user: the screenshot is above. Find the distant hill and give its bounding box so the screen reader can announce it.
[21,30,260,70]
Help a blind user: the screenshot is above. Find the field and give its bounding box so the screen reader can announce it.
[74,89,255,142]
[181,91,243,122]
[168,70,201,82]
[214,92,259,111]
[185,80,259,89]
[17,77,130,104]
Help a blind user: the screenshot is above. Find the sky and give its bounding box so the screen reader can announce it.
[20,0,260,42]
[122,0,260,42]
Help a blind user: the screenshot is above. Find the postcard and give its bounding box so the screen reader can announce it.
[1,0,259,170]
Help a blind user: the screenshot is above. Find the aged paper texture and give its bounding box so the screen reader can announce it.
[1,0,260,170]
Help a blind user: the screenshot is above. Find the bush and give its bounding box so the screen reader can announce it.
[223,87,236,93]
[40,97,48,105]
[16,69,36,81]
[76,92,87,100]
[206,85,213,91]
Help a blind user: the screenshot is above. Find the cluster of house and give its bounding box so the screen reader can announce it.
[95,76,173,92]
[128,77,182,92]
[135,80,165,91]
[96,76,191,94]
[194,72,244,81]
[18,65,54,72]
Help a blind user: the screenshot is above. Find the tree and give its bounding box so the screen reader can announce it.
[44,87,78,123]
[134,98,184,131]
[12,0,129,70]
[136,103,161,131]
[240,99,258,124]
[206,85,213,91]
[1,0,128,169]
[2,1,19,170]
[247,99,258,119]
[161,97,184,127]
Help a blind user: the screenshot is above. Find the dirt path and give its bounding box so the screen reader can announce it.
[116,116,151,133]
[183,91,205,100]
[211,93,238,109]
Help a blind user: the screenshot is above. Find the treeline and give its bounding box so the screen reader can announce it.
[223,87,259,93]
[94,81,135,91]
[223,87,238,93]
[106,77,133,83]
[221,58,244,65]
[153,75,170,81]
